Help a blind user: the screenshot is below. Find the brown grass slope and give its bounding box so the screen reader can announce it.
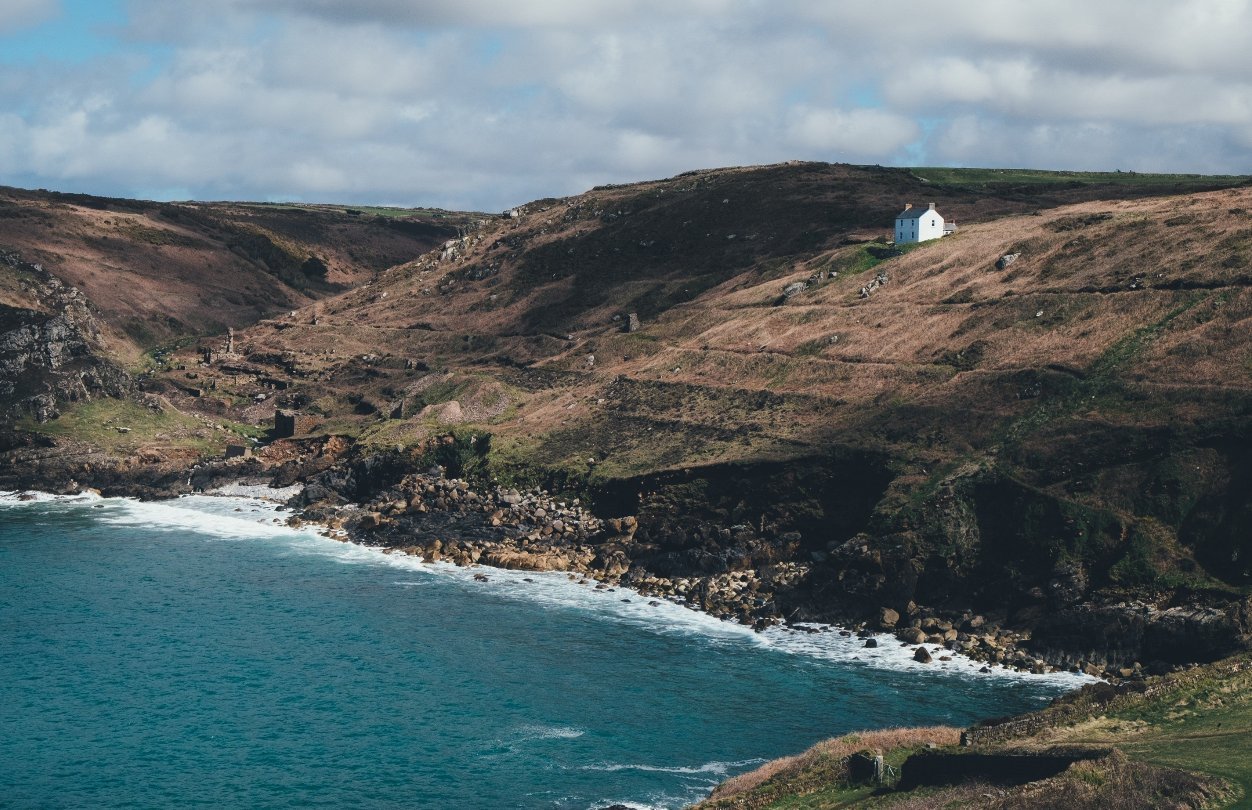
[225,162,1249,466]
[0,185,476,354]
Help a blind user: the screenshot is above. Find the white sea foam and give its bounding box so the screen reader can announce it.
[513,724,586,741]
[575,761,765,810]
[375,559,1097,688]
[577,802,668,810]
[0,490,323,544]
[582,758,763,776]
[754,623,1097,688]
[0,489,102,505]
[92,495,324,542]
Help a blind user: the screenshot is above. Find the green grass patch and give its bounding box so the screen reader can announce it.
[17,397,219,454]
[1036,654,1252,808]
[999,293,1209,447]
[1089,294,1205,377]
[697,727,962,809]
[826,241,927,278]
[113,222,209,248]
[138,336,201,373]
[911,167,1251,191]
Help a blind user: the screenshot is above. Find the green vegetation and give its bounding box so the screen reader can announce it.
[825,240,927,278]
[912,167,1251,190]
[1000,292,1208,447]
[409,376,470,412]
[697,727,962,809]
[1028,653,1252,808]
[700,654,1252,808]
[424,429,493,480]
[1088,294,1205,377]
[480,433,594,498]
[18,397,223,455]
[113,222,208,248]
[137,336,201,372]
[235,201,484,220]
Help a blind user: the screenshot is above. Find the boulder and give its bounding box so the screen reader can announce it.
[877,607,900,629]
[898,628,927,644]
[913,647,933,664]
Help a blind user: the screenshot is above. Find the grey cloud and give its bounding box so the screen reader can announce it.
[0,0,56,33]
[3,1,1248,210]
[928,115,1246,175]
[786,107,920,160]
[220,0,742,28]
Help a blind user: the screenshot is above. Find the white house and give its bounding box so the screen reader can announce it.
[894,203,945,244]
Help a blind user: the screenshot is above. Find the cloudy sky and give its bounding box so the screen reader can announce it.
[1,0,1249,210]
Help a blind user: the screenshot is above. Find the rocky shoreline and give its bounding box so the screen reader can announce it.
[5,434,1245,684]
[284,470,1097,680]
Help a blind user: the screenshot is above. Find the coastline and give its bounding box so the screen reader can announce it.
[1,487,1102,810]
[280,473,1104,680]
[6,434,1246,685]
[0,485,1094,688]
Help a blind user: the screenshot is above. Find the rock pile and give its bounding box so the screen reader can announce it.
[859,270,889,299]
[296,472,799,631]
[873,608,1064,674]
[294,470,1138,675]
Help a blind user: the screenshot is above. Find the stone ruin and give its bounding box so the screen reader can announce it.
[274,409,318,438]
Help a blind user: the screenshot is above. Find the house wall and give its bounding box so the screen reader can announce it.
[895,208,945,244]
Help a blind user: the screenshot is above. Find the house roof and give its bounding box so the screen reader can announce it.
[897,204,941,220]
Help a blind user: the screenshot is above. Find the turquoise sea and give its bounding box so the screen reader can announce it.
[0,493,1089,809]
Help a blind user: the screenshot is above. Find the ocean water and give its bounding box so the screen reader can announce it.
[0,493,1091,809]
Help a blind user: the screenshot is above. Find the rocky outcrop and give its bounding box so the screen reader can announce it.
[1029,599,1252,669]
[0,439,196,497]
[0,251,129,422]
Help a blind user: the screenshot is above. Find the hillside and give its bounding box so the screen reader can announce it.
[4,162,1251,673]
[0,185,477,352]
[0,186,479,424]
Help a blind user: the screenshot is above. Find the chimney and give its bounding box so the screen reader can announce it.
[928,203,936,210]
[903,203,912,210]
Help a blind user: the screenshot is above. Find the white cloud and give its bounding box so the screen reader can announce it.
[787,107,920,159]
[3,1,1249,209]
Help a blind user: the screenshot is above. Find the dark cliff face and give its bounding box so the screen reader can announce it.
[0,251,130,424]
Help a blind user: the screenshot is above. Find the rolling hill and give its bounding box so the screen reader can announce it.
[4,162,1251,674]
